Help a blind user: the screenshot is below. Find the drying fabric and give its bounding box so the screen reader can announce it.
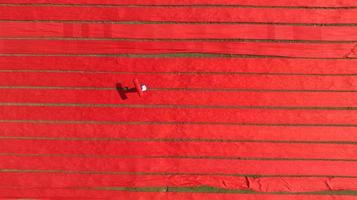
[1,0,357,199]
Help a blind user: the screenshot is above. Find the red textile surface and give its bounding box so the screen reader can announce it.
[1,6,357,24]
[2,39,357,58]
[2,22,357,42]
[1,0,357,7]
[1,1,357,199]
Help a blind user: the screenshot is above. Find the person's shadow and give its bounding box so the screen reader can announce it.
[116,83,137,100]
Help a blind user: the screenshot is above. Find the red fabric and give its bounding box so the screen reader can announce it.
[2,71,357,91]
[1,156,357,176]
[1,189,355,199]
[1,0,357,7]
[1,1,357,199]
[2,122,357,142]
[4,88,357,108]
[0,40,357,59]
[2,139,357,160]
[2,22,357,41]
[133,78,144,97]
[2,56,357,74]
[1,6,357,24]
[2,39,357,58]
[3,105,357,125]
[1,173,357,193]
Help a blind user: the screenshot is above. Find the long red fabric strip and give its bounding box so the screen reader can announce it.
[2,39,356,59]
[0,189,354,200]
[2,22,357,41]
[1,156,357,176]
[3,88,357,108]
[2,139,357,160]
[1,39,357,59]
[2,56,357,74]
[1,6,357,24]
[2,106,357,125]
[2,0,357,7]
[1,173,357,193]
[2,122,357,142]
[0,173,250,190]
[2,72,357,91]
